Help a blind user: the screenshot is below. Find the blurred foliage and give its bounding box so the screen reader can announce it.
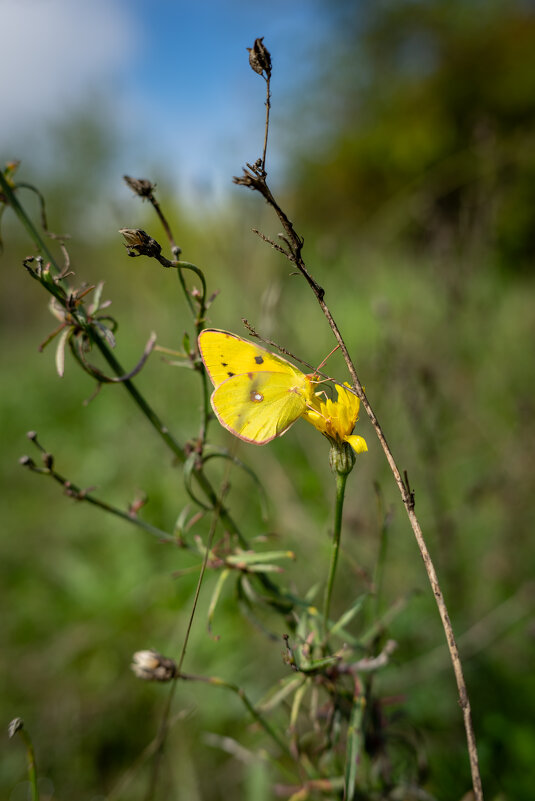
[293,0,535,274]
[2,2,535,799]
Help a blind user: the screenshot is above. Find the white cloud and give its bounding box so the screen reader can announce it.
[0,0,138,144]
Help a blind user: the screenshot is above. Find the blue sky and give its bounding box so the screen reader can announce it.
[1,0,329,202]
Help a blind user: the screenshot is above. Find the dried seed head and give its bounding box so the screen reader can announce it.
[247,37,271,78]
[131,649,177,682]
[8,718,24,738]
[119,229,162,259]
[123,175,155,199]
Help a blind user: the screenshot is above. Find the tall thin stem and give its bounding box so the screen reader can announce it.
[323,472,348,632]
[233,80,484,798]
[262,74,271,172]
[9,720,39,801]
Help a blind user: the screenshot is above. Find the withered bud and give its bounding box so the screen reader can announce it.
[247,37,271,77]
[42,452,54,470]
[27,431,38,441]
[119,229,162,259]
[19,455,36,469]
[8,718,24,738]
[123,175,156,199]
[128,492,147,517]
[131,649,178,682]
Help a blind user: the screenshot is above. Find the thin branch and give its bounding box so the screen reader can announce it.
[70,331,157,384]
[234,47,484,801]
[262,75,271,171]
[20,441,177,544]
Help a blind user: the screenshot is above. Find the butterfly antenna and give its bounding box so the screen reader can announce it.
[315,344,340,372]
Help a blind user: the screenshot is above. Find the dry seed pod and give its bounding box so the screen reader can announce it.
[247,37,271,77]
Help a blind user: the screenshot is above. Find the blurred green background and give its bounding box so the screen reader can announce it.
[1,1,534,799]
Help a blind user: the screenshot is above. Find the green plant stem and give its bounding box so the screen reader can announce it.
[323,471,348,633]
[174,261,197,320]
[173,269,210,444]
[181,672,295,761]
[19,728,39,801]
[4,173,305,618]
[144,487,225,801]
[7,174,317,644]
[0,173,56,265]
[41,466,178,543]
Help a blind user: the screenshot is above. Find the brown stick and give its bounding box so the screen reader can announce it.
[234,49,484,795]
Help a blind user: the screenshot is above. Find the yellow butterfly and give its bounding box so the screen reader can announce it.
[198,329,317,445]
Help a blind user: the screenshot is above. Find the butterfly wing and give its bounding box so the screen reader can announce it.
[198,329,304,388]
[210,371,310,444]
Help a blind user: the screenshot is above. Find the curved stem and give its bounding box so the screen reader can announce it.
[180,672,293,760]
[323,471,348,633]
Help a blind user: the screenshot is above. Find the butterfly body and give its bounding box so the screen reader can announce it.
[198,329,316,444]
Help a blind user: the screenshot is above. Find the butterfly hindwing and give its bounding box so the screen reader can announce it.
[197,329,316,445]
[211,370,309,444]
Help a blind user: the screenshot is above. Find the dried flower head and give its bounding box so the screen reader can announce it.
[8,718,24,738]
[131,649,177,682]
[247,37,271,78]
[119,228,162,259]
[123,175,156,199]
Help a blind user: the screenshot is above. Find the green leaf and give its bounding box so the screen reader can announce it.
[55,327,70,377]
[290,677,309,730]
[344,693,365,801]
[257,675,305,712]
[182,331,191,356]
[225,549,295,566]
[88,281,104,314]
[207,568,230,639]
[330,594,367,638]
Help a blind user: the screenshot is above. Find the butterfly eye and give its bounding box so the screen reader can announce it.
[250,391,264,403]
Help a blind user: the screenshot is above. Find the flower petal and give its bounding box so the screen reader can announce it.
[345,435,368,454]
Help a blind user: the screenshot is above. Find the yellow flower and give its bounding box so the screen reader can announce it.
[302,382,368,455]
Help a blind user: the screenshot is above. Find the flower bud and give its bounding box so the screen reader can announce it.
[131,649,177,682]
[329,440,356,476]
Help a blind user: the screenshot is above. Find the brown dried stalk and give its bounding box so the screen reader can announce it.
[235,39,483,801]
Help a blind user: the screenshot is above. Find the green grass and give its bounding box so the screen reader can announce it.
[1,178,534,799]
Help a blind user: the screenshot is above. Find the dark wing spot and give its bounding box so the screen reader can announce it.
[254,355,264,364]
[221,361,228,367]
[227,371,235,377]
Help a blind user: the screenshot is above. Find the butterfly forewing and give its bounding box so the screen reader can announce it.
[199,329,303,388]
